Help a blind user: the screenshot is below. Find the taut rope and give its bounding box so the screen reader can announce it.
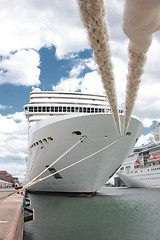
[20,137,120,192]
[23,136,86,190]
[77,0,121,136]
[123,50,147,134]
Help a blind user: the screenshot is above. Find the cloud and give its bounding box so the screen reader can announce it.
[52,58,105,94]
[0,104,12,110]
[136,133,155,147]
[0,112,28,159]
[0,0,88,59]
[0,49,40,86]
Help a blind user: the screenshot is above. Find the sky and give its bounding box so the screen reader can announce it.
[0,0,160,182]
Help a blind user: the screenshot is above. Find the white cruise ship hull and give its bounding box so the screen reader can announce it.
[26,113,143,194]
[118,167,160,188]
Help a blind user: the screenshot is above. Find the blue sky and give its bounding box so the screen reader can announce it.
[0,0,160,181]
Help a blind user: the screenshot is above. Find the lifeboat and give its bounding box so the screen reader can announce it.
[147,157,156,162]
[134,161,140,165]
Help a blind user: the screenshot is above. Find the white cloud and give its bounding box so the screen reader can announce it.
[52,58,105,94]
[0,49,40,86]
[52,77,81,92]
[69,64,85,78]
[0,112,28,159]
[136,133,155,147]
[0,0,88,58]
[0,104,12,110]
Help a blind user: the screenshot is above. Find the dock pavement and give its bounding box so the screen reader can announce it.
[0,189,24,240]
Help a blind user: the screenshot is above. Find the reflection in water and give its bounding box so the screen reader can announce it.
[24,187,160,240]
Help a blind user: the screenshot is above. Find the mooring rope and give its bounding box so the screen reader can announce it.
[20,137,120,191]
[123,49,147,134]
[77,0,121,136]
[21,135,86,191]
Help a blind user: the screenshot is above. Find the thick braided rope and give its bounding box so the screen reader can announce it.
[77,0,121,136]
[123,49,147,134]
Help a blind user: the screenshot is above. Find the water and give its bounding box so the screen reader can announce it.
[24,187,160,240]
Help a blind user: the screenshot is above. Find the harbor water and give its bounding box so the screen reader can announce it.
[24,187,160,240]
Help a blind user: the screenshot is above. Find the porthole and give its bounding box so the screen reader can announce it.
[48,137,54,141]
[72,131,82,135]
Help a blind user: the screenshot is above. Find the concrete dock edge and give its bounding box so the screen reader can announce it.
[0,191,24,240]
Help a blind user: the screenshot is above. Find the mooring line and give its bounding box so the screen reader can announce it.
[20,137,120,191]
[21,135,86,191]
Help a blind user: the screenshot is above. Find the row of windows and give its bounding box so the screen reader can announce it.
[140,177,160,181]
[128,172,160,177]
[25,106,117,114]
[30,136,54,150]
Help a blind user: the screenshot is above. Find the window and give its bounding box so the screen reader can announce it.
[34,107,37,112]
[51,107,54,112]
[42,107,45,112]
[59,107,62,112]
[38,107,41,112]
[63,107,66,112]
[29,107,33,112]
[67,107,70,112]
[47,107,50,112]
[79,107,82,113]
[83,108,86,113]
[87,108,90,113]
[91,108,94,113]
[71,107,74,112]
[55,107,58,112]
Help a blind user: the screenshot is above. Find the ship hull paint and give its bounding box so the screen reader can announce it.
[27,113,143,193]
[118,167,160,188]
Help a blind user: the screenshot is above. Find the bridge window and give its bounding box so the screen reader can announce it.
[67,107,70,112]
[63,107,66,112]
[29,107,33,112]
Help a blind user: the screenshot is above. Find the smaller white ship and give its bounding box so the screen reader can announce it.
[118,123,160,188]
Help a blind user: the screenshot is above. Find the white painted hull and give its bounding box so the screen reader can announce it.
[118,166,160,188]
[27,113,143,193]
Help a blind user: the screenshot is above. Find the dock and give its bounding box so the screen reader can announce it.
[0,189,24,240]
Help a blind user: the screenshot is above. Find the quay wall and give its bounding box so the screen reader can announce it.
[0,191,24,240]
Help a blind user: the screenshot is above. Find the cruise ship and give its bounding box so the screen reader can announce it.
[23,87,143,195]
[118,124,160,188]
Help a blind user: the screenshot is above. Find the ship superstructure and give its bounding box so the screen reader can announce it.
[118,124,160,188]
